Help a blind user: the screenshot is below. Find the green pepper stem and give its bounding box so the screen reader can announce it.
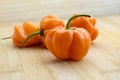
[1,37,12,40]
[66,14,91,29]
[20,29,44,48]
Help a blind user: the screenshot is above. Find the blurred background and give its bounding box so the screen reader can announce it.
[0,0,120,22]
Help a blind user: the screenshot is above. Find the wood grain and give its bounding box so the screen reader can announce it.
[0,0,120,80]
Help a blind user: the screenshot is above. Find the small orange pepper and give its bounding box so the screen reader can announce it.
[12,21,41,47]
[40,14,64,30]
[70,15,98,41]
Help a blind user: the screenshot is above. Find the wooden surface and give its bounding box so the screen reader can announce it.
[0,0,120,80]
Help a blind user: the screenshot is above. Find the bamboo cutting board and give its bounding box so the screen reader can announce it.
[0,0,120,80]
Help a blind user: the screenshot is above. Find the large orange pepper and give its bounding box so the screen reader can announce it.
[20,15,91,60]
[12,21,41,47]
[70,15,98,41]
[44,28,91,60]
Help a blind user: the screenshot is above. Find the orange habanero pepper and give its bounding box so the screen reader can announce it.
[70,15,98,41]
[12,21,41,47]
[40,14,64,30]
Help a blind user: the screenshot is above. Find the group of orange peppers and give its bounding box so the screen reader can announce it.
[11,14,98,60]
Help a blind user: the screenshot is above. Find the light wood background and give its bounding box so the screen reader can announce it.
[0,0,120,80]
[0,0,120,22]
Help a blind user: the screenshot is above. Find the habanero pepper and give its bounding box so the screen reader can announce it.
[20,15,91,60]
[40,14,64,30]
[12,21,41,47]
[70,15,98,41]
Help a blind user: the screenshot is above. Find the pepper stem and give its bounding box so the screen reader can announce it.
[66,14,91,29]
[20,29,44,48]
[1,37,12,40]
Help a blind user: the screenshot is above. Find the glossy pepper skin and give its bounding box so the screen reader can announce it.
[70,16,98,41]
[12,22,41,47]
[44,27,91,60]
